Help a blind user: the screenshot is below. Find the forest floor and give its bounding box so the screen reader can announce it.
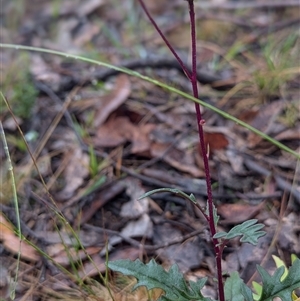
[1,0,299,300]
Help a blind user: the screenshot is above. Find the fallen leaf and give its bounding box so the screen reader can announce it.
[95,116,154,153]
[218,203,263,224]
[95,116,131,147]
[274,128,300,141]
[151,142,203,177]
[153,224,203,273]
[0,213,39,262]
[79,247,140,278]
[121,214,153,239]
[120,178,149,218]
[30,55,61,91]
[77,0,105,17]
[277,213,300,253]
[204,131,229,153]
[94,74,131,127]
[57,148,90,201]
[247,101,284,148]
[73,23,101,47]
[50,246,102,266]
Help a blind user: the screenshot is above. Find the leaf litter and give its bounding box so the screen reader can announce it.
[1,0,300,299]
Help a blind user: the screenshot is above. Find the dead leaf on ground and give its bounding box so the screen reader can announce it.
[120,177,149,218]
[203,131,229,153]
[153,224,203,273]
[151,142,203,177]
[79,247,140,278]
[56,148,90,201]
[0,213,40,262]
[94,74,131,127]
[49,245,102,266]
[247,100,284,148]
[77,0,106,17]
[274,127,300,141]
[73,23,102,47]
[30,55,61,91]
[34,229,105,247]
[95,116,155,153]
[277,212,300,253]
[218,203,264,224]
[121,214,153,239]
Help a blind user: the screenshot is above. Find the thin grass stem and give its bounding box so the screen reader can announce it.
[0,119,21,300]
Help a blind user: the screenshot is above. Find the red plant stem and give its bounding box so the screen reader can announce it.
[138,0,225,300]
[137,0,191,80]
[187,2,225,300]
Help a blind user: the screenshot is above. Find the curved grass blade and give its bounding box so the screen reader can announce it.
[1,43,299,160]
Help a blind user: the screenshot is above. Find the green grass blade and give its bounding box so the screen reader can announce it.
[1,43,299,159]
[0,119,21,300]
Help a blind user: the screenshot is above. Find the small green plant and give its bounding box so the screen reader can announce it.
[253,33,299,100]
[107,1,300,301]
[1,53,37,119]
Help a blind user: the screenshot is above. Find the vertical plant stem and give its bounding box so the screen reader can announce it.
[0,118,21,300]
[138,1,225,300]
[187,2,224,300]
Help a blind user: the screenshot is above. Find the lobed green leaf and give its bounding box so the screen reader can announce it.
[256,258,300,301]
[214,219,266,245]
[108,259,213,301]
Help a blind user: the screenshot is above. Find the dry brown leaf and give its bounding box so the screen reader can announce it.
[57,148,90,201]
[247,101,284,147]
[77,0,105,17]
[218,203,263,224]
[30,55,61,90]
[0,213,40,262]
[74,23,101,47]
[151,142,203,177]
[94,74,131,127]
[143,0,171,14]
[131,123,155,154]
[50,246,102,266]
[79,247,140,278]
[277,213,300,253]
[95,116,134,147]
[95,116,154,153]
[274,128,300,141]
[203,132,229,153]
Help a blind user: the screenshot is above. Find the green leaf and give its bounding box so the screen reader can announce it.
[257,258,300,301]
[252,281,262,300]
[225,272,248,301]
[108,259,213,301]
[272,255,288,281]
[241,282,255,301]
[213,219,266,245]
